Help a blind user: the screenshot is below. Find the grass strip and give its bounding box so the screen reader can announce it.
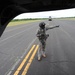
[7,20,41,27]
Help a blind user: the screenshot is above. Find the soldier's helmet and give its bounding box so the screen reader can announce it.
[39,22,46,28]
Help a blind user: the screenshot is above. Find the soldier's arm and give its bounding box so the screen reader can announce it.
[46,25,59,30]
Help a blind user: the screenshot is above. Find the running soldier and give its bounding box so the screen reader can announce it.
[36,22,59,61]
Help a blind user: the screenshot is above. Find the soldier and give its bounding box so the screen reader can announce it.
[36,22,59,61]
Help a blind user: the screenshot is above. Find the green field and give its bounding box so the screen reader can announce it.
[7,20,41,27]
[62,18,75,20]
[55,17,75,20]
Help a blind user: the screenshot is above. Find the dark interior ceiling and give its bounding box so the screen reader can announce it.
[0,0,75,36]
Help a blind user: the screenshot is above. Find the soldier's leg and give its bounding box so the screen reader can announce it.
[38,42,42,60]
[41,41,46,57]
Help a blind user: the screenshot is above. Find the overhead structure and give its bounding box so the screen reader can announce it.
[0,0,75,36]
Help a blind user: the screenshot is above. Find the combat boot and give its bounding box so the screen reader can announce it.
[42,54,46,58]
[38,57,41,61]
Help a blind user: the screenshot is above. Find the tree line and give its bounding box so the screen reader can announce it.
[12,18,48,22]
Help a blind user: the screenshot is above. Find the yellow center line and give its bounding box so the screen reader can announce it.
[14,45,36,75]
[22,45,39,75]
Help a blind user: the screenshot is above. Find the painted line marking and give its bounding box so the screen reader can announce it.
[20,38,37,59]
[6,38,37,75]
[14,45,36,75]
[0,30,27,43]
[22,45,39,75]
[0,25,36,44]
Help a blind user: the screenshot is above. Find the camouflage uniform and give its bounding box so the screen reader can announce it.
[36,22,59,60]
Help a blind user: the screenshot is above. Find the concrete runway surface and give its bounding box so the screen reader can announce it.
[0,19,75,75]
